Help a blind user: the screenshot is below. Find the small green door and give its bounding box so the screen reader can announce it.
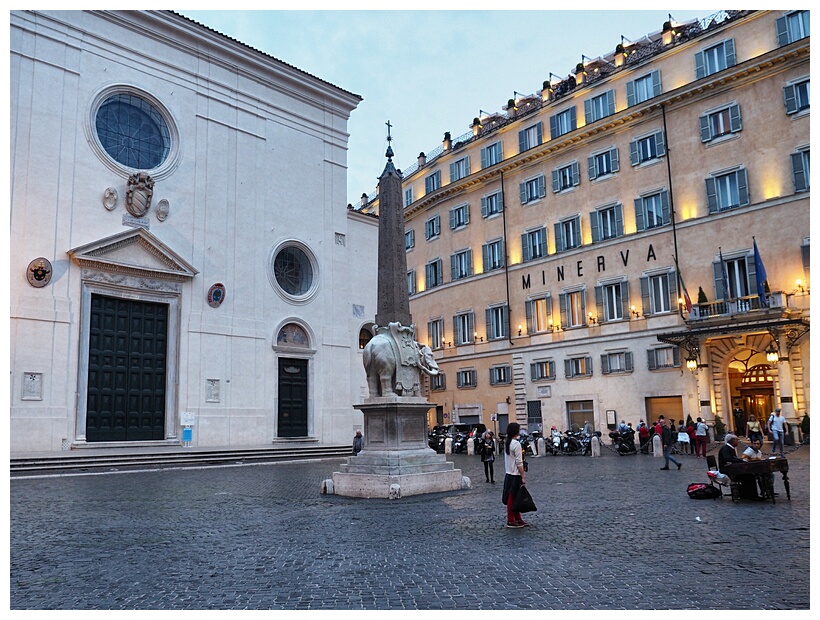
[86,294,167,442]
[278,358,308,437]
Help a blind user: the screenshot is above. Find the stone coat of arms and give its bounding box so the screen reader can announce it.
[125,172,154,218]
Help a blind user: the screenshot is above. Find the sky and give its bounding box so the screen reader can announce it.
[176,6,718,207]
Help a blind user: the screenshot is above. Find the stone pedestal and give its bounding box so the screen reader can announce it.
[330,397,465,498]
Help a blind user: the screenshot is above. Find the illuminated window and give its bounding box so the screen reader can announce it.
[525,295,552,333]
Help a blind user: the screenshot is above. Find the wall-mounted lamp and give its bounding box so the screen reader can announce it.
[548,319,561,332]
[587,312,597,325]
[518,325,523,336]
[795,279,806,294]
[505,396,511,404]
[630,305,640,318]
[686,357,698,373]
[474,332,484,343]
[766,343,780,364]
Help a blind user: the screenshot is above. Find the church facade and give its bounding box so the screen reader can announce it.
[9,10,376,453]
[359,10,810,438]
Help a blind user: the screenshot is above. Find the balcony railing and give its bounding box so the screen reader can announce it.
[687,291,785,321]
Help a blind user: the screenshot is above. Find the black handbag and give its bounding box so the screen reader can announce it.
[511,484,537,513]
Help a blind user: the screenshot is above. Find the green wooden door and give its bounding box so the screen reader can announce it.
[86,294,167,442]
[278,358,308,437]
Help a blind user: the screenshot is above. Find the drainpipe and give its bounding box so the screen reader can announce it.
[501,170,514,345]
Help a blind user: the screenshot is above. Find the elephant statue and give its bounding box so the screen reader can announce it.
[363,323,440,398]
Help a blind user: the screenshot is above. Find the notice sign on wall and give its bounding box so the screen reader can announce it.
[180,411,196,426]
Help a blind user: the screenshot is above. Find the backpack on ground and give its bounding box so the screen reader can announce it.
[687,482,722,500]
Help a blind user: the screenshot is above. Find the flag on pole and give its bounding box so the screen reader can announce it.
[718,247,731,300]
[674,256,692,313]
[753,237,771,307]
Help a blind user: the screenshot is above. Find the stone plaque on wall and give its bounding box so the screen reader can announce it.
[206,379,220,403]
[22,372,43,400]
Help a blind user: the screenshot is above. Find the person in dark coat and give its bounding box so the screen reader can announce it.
[659,416,682,470]
[352,429,363,455]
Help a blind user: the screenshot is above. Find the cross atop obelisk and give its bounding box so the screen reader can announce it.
[374,121,412,327]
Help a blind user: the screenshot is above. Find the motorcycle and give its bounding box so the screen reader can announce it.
[451,431,468,453]
[609,428,638,455]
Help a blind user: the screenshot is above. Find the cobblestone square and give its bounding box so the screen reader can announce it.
[10,444,810,610]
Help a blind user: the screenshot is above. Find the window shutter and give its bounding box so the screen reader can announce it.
[705,177,719,214]
[667,272,677,311]
[792,152,808,191]
[647,349,657,371]
[729,104,742,133]
[776,16,789,46]
[450,254,457,281]
[480,147,488,170]
[610,147,620,173]
[549,114,558,140]
[615,203,624,237]
[737,169,749,206]
[498,192,504,212]
[530,363,537,381]
[426,263,433,288]
[548,360,555,379]
[590,211,600,243]
[464,156,470,176]
[620,281,630,319]
[713,260,725,300]
[724,39,736,68]
[535,123,542,145]
[640,276,650,316]
[655,131,666,157]
[606,90,616,116]
[521,233,531,262]
[634,198,645,231]
[660,191,670,225]
[673,347,681,368]
[519,182,528,204]
[466,249,473,276]
[580,290,587,322]
[594,285,604,320]
[699,114,711,142]
[559,292,568,328]
[626,80,636,107]
[694,50,705,80]
[584,356,593,376]
[588,155,597,180]
[746,254,757,299]
[538,175,546,198]
[629,139,639,166]
[564,359,572,378]
[572,217,581,248]
[408,271,415,295]
[463,204,470,225]
[482,243,490,272]
[449,161,456,183]
[449,208,457,230]
[453,316,460,344]
[651,70,661,97]
[502,305,510,338]
[784,84,798,115]
[554,222,565,253]
[569,106,576,131]
[537,229,547,258]
[625,351,634,372]
[572,161,580,186]
[525,300,534,333]
[481,196,488,218]
[584,98,593,125]
[434,216,440,236]
[468,312,475,339]
[552,169,561,193]
[485,308,492,338]
[601,354,610,375]
[518,129,527,153]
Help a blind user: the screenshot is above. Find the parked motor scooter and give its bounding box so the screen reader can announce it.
[609,428,637,455]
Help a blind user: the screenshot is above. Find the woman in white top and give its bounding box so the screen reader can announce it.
[502,422,528,528]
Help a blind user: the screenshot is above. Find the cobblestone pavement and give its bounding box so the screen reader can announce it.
[9,442,810,610]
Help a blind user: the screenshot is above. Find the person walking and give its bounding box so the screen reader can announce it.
[481,430,496,483]
[502,422,528,528]
[746,414,763,445]
[352,429,363,456]
[767,408,788,457]
[659,417,682,470]
[694,417,709,458]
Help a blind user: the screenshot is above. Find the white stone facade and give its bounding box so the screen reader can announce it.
[9,10,376,453]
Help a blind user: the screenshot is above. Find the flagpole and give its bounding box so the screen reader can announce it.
[662,104,683,318]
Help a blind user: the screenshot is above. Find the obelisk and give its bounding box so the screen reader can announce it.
[326,124,466,498]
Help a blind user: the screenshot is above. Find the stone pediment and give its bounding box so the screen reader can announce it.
[67,228,198,281]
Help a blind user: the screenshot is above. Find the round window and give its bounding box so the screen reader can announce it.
[95,93,171,170]
[273,246,314,296]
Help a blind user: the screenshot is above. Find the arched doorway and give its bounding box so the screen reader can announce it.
[275,323,312,438]
[739,364,775,426]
